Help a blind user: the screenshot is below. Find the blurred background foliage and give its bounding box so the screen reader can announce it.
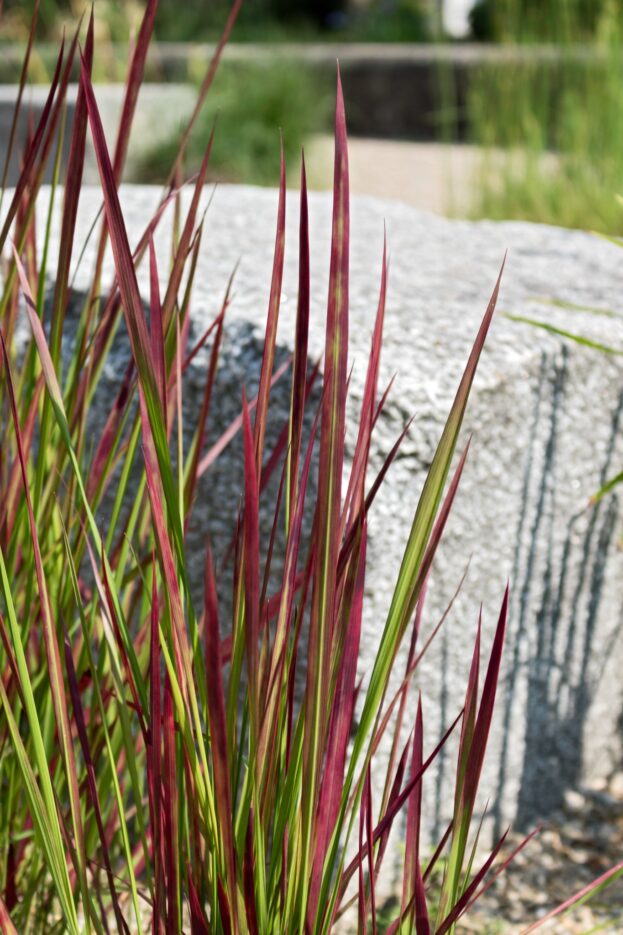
[138,58,332,185]
[0,0,430,42]
[4,0,623,232]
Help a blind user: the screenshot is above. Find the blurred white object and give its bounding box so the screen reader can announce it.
[443,0,476,37]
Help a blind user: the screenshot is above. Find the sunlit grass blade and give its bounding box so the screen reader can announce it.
[435,830,510,935]
[505,311,623,355]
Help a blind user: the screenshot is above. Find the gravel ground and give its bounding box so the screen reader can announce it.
[456,774,623,933]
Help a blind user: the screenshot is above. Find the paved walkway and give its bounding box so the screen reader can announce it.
[306,135,483,216]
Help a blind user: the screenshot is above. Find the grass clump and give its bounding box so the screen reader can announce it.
[0,1,620,932]
[468,1,623,234]
[469,49,623,233]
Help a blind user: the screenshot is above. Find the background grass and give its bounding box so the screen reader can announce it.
[467,0,623,234]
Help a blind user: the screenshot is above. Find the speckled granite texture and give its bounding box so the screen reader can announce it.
[22,184,623,842]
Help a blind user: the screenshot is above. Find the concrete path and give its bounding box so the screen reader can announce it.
[306,134,482,215]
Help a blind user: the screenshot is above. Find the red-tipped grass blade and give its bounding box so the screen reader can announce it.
[163,670,180,934]
[204,546,238,928]
[167,0,243,184]
[49,9,94,368]
[0,36,64,252]
[242,392,261,731]
[301,67,350,920]
[188,868,210,935]
[287,152,310,523]
[0,0,40,200]
[0,895,18,935]
[254,144,286,470]
[308,523,366,925]
[150,567,166,934]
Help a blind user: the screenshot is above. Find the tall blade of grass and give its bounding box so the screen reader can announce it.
[161,130,215,330]
[319,264,503,924]
[243,813,260,935]
[299,67,350,928]
[254,145,286,468]
[338,712,463,900]
[357,768,369,935]
[342,235,387,534]
[438,587,508,927]
[308,522,366,925]
[242,393,261,736]
[167,0,243,183]
[0,0,40,209]
[286,154,310,527]
[89,0,158,292]
[112,0,157,183]
[184,298,226,519]
[150,566,166,934]
[258,399,321,821]
[81,58,186,572]
[358,261,503,763]
[49,8,93,367]
[188,869,210,935]
[435,830,510,935]
[402,698,427,931]
[0,38,64,253]
[364,768,377,935]
[204,546,238,928]
[163,670,181,934]
[149,236,167,421]
[326,438,470,923]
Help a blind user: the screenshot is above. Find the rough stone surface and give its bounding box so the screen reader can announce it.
[20,184,623,848]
